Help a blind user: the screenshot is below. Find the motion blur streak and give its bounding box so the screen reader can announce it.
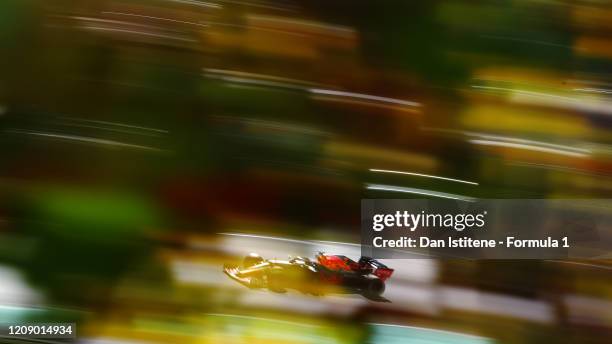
[469,139,589,158]
[366,184,476,202]
[101,11,210,28]
[369,169,479,185]
[62,118,169,134]
[0,0,611,343]
[309,89,422,108]
[6,130,166,152]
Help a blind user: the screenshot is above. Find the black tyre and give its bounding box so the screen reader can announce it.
[365,277,385,297]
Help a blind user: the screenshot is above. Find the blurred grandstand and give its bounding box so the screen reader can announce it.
[0,1,610,343]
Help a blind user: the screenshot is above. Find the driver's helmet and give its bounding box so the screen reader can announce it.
[243,253,264,268]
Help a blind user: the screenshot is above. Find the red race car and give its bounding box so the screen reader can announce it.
[223,252,393,299]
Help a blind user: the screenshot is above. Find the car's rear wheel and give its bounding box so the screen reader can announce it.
[365,277,385,297]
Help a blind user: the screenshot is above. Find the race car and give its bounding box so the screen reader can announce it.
[223,252,393,299]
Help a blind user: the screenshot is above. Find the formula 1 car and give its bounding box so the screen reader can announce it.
[223,252,393,299]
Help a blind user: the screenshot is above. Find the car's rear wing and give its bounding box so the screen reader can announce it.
[358,257,394,281]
